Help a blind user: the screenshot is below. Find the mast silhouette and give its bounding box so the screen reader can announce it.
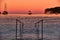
[2,0,8,15]
[0,0,2,14]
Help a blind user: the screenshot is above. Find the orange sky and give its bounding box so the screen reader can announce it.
[0,0,60,14]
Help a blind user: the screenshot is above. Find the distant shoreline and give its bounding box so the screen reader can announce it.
[0,14,60,17]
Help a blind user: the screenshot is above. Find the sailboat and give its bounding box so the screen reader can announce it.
[2,0,8,15]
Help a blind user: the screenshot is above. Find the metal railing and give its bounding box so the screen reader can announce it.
[35,20,43,40]
[16,19,24,40]
[0,17,60,40]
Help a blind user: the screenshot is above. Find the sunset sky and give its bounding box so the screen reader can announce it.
[0,0,60,14]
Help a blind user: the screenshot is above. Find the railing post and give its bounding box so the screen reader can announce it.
[41,20,43,40]
[16,19,24,40]
[35,19,43,40]
[16,19,17,40]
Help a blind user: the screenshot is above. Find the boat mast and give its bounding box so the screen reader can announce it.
[2,0,8,15]
[4,0,7,11]
[0,0,2,14]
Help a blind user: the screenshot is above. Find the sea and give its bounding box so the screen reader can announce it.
[0,14,60,40]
